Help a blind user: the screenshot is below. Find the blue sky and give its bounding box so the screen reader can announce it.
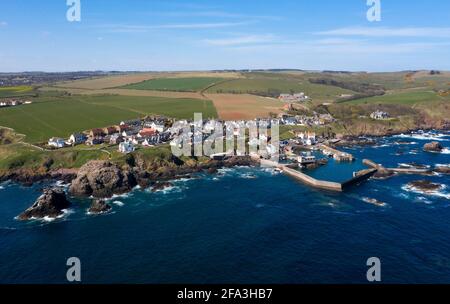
[1,0,450,72]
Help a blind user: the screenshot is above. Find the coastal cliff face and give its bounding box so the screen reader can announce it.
[68,156,258,199]
[69,161,137,198]
[17,188,70,220]
[0,168,78,186]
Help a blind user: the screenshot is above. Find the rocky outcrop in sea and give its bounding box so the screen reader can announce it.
[424,142,444,152]
[69,161,137,198]
[17,188,70,220]
[88,199,112,214]
[407,180,442,193]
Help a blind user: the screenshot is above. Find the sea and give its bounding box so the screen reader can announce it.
[0,131,449,284]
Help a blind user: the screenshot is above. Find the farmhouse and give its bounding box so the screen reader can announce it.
[0,99,30,108]
[370,110,390,120]
[48,137,66,148]
[279,93,309,103]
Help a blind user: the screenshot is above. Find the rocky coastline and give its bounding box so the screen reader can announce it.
[14,156,259,220]
[6,128,449,221]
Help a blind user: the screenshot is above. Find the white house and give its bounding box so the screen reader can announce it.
[67,133,87,145]
[297,132,316,146]
[148,122,165,133]
[48,137,66,148]
[119,141,135,154]
[370,110,389,120]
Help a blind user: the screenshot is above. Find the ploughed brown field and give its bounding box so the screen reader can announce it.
[205,93,284,120]
[56,73,159,90]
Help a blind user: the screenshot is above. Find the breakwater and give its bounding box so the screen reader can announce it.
[260,159,376,192]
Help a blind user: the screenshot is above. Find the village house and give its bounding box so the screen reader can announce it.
[138,128,157,138]
[131,137,144,145]
[115,124,128,133]
[296,131,317,146]
[48,137,66,148]
[142,134,162,146]
[143,121,166,133]
[89,128,104,138]
[103,126,118,136]
[120,119,141,128]
[283,116,298,126]
[86,137,104,146]
[67,133,87,145]
[109,133,124,145]
[119,141,135,154]
[122,127,140,138]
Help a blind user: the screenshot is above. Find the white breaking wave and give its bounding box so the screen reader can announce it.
[111,192,131,199]
[54,180,70,188]
[112,201,124,207]
[239,173,258,179]
[402,184,450,200]
[393,132,449,142]
[441,148,450,154]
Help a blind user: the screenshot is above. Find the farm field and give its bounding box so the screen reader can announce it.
[55,73,158,90]
[56,71,242,90]
[206,78,355,102]
[0,86,35,98]
[343,90,446,105]
[123,77,227,92]
[205,93,284,120]
[0,95,217,143]
[40,87,206,99]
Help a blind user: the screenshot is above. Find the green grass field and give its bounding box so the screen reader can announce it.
[0,86,35,98]
[206,78,354,101]
[0,95,217,143]
[122,77,226,92]
[344,90,445,105]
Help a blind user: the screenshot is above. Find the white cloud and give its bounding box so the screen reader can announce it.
[98,22,253,33]
[222,37,449,55]
[0,21,7,27]
[149,10,280,20]
[316,26,450,38]
[204,35,276,46]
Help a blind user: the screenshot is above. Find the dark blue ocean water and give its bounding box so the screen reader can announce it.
[0,131,449,284]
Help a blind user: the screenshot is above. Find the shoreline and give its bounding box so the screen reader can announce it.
[1,129,448,192]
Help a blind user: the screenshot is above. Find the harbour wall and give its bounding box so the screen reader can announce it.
[260,159,376,192]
